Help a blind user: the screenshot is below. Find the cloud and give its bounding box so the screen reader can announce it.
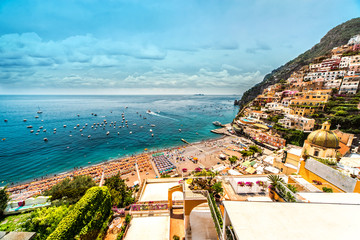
[0,32,167,70]
[246,41,272,54]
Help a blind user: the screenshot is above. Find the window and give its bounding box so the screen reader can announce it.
[314,150,319,157]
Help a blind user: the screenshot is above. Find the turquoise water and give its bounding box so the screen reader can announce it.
[0,95,239,186]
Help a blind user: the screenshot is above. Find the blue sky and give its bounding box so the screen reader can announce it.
[0,0,359,95]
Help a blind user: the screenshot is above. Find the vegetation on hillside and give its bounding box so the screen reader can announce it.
[43,175,96,203]
[237,17,360,108]
[0,187,9,216]
[104,173,135,208]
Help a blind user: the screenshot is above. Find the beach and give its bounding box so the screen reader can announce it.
[7,132,252,200]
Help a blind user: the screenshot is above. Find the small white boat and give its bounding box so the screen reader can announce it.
[35,116,39,119]
[106,131,110,135]
[179,129,182,132]
[133,123,137,126]
[63,125,67,128]
[151,124,156,127]
[43,138,48,142]
[30,130,34,133]
[43,129,46,132]
[69,135,72,137]
[36,132,39,135]
[80,129,83,132]
[23,119,27,122]
[4,119,8,122]
[129,131,132,134]
[27,125,33,128]
[117,132,120,135]
[54,128,56,131]
[77,124,80,127]
[152,134,154,137]
[39,126,43,129]
[74,127,77,129]
[88,135,91,138]
[150,129,153,132]
[37,130,40,132]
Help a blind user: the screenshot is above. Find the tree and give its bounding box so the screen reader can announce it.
[104,173,134,208]
[228,156,238,165]
[211,182,223,195]
[43,175,95,203]
[0,187,9,216]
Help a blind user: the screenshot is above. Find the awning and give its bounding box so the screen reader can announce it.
[250,160,257,167]
[242,161,251,167]
[245,167,256,174]
[284,163,297,170]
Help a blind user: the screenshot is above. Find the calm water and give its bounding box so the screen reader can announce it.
[0,95,239,186]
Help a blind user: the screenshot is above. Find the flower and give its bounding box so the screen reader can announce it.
[256,180,264,186]
[237,181,245,187]
[245,182,253,187]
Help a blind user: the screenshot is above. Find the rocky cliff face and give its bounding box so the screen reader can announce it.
[236,17,360,108]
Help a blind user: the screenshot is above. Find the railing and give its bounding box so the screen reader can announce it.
[226,225,236,240]
[203,191,224,240]
[277,181,303,203]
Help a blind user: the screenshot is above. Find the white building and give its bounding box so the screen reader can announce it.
[339,76,360,94]
[278,114,315,132]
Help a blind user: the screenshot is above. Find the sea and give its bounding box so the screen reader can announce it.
[0,95,239,186]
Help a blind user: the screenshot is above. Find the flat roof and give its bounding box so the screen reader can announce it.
[298,193,360,204]
[124,216,169,240]
[223,201,360,240]
[140,182,180,202]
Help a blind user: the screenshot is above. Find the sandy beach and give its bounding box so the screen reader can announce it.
[7,131,257,201]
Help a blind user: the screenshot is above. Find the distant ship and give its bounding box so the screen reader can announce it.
[37,106,42,114]
[194,94,205,96]
[146,110,152,114]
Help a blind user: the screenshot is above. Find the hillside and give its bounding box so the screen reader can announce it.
[236,17,360,108]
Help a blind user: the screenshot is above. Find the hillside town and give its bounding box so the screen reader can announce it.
[2,35,360,240]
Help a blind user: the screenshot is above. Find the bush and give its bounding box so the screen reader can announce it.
[44,175,95,203]
[0,187,9,216]
[23,205,70,240]
[47,186,112,240]
[322,187,333,193]
[173,235,180,240]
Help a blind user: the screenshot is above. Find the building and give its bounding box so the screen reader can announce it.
[301,121,340,159]
[290,90,331,116]
[247,110,268,120]
[243,127,286,149]
[339,75,360,94]
[278,114,315,132]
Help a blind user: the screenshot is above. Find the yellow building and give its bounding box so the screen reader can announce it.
[301,121,340,159]
[290,90,331,116]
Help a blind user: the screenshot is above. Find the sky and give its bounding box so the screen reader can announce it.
[0,0,359,95]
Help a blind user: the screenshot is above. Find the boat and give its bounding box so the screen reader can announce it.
[106,131,110,135]
[27,125,33,128]
[212,121,222,126]
[133,123,137,126]
[30,130,34,133]
[179,129,182,132]
[94,114,97,116]
[23,119,27,122]
[63,125,67,128]
[54,128,56,131]
[88,135,91,138]
[129,131,132,134]
[150,129,153,132]
[4,119,7,122]
[39,126,43,129]
[35,116,39,119]
[146,110,152,114]
[37,107,42,114]
[43,138,48,142]
[150,124,156,127]
[152,134,154,137]
[43,129,46,132]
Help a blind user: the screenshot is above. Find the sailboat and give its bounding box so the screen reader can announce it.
[37,106,42,114]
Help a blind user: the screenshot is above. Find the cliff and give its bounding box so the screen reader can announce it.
[236,17,360,108]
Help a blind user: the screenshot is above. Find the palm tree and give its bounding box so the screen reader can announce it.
[267,174,285,188]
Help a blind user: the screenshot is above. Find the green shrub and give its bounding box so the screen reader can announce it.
[24,205,70,240]
[173,235,180,240]
[44,175,95,203]
[47,186,111,240]
[322,187,333,193]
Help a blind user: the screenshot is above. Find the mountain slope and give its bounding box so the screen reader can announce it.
[236,17,360,108]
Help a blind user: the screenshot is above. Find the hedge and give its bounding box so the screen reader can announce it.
[47,186,112,240]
